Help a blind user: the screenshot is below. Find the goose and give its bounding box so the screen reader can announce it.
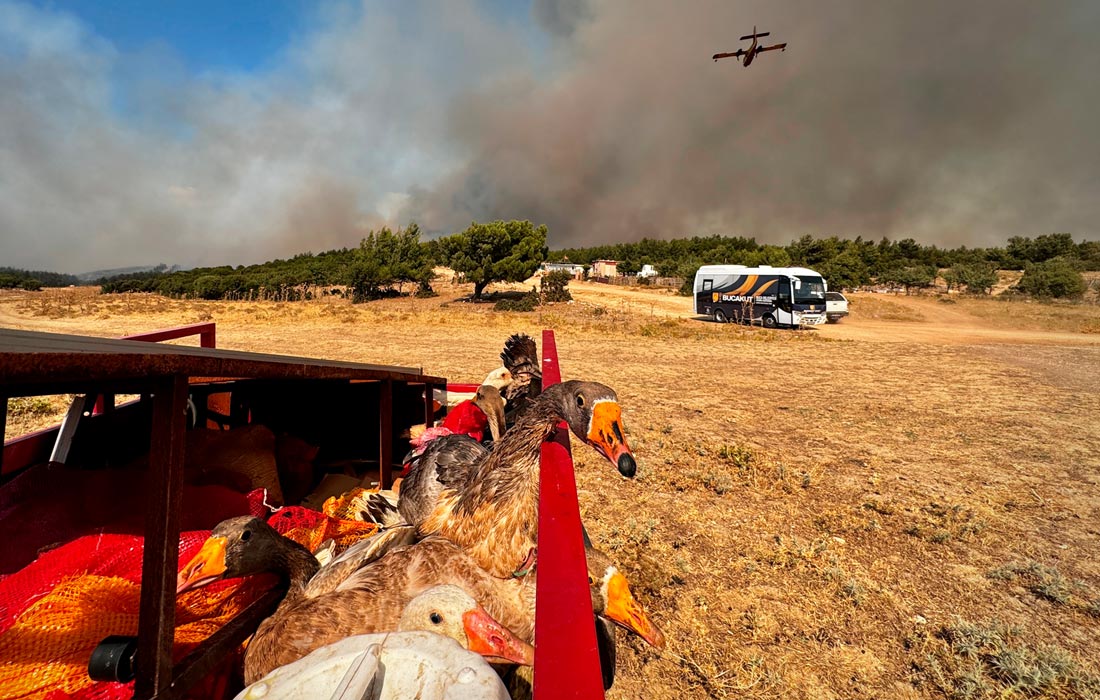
[439,366,514,408]
[404,385,506,469]
[175,517,530,684]
[232,586,518,700]
[177,518,662,653]
[398,380,636,579]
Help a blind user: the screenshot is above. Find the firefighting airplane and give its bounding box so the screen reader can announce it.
[712,27,787,67]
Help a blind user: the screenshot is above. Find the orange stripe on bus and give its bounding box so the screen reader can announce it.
[730,275,758,295]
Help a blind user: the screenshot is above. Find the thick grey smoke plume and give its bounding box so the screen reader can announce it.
[410,0,1100,250]
[1,0,1098,272]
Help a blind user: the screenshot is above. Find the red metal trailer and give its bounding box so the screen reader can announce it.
[0,325,605,699]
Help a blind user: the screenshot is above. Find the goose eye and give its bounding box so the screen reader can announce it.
[576,395,585,408]
[430,612,443,625]
[241,530,252,541]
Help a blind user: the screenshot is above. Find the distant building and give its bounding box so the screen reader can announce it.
[638,264,658,278]
[540,261,585,276]
[591,259,619,277]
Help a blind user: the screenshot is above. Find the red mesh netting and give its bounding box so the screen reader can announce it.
[0,530,266,700]
[0,495,377,700]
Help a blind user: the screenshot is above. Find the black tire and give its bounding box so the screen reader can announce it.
[826,317,838,324]
[762,314,777,329]
[714,309,728,323]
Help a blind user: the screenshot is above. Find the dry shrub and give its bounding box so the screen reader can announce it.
[910,618,1100,699]
[988,561,1099,614]
[902,502,989,544]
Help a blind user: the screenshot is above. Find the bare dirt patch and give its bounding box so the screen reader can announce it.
[3,282,1100,699]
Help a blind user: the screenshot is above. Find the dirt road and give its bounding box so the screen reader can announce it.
[568,281,1100,347]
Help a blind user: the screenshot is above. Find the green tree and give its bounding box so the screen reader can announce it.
[540,270,573,302]
[1007,233,1077,266]
[942,267,960,293]
[820,251,868,290]
[349,255,388,302]
[349,224,432,302]
[1077,240,1100,270]
[955,263,998,295]
[882,266,935,295]
[1017,259,1086,298]
[193,274,230,300]
[444,220,548,298]
[677,264,702,296]
[616,259,641,276]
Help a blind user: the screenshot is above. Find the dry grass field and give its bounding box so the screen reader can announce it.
[3,281,1100,700]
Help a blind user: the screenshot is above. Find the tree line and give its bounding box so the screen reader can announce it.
[550,233,1100,298]
[95,221,550,303]
[0,267,81,291]
[7,229,1094,301]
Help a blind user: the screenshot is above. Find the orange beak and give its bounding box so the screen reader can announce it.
[176,536,228,594]
[462,605,535,666]
[587,401,637,478]
[602,571,665,649]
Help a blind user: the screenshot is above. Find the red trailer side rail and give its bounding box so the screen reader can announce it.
[3,323,218,474]
[122,322,216,348]
[4,324,606,697]
[534,330,605,699]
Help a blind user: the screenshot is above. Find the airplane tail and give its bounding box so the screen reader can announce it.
[740,28,770,40]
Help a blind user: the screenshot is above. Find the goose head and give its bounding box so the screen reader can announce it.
[586,548,665,649]
[400,585,535,666]
[546,380,637,478]
[481,366,514,392]
[473,384,506,443]
[176,516,315,593]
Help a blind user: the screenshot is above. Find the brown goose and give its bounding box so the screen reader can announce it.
[236,586,520,700]
[398,380,636,578]
[177,517,663,681]
[331,535,663,649]
[175,517,531,684]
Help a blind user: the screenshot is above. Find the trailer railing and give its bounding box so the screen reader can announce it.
[122,322,217,348]
[3,324,605,697]
[534,329,605,699]
[3,323,219,474]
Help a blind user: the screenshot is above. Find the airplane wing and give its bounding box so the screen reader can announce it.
[757,43,787,54]
[712,49,746,61]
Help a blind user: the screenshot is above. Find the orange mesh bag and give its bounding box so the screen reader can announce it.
[268,505,379,555]
[321,487,379,521]
[0,574,137,699]
[0,574,266,700]
[0,531,270,700]
[0,506,373,700]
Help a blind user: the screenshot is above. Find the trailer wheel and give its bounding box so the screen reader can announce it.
[762,314,777,329]
[714,309,728,323]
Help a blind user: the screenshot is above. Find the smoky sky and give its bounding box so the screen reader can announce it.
[1,0,1098,273]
